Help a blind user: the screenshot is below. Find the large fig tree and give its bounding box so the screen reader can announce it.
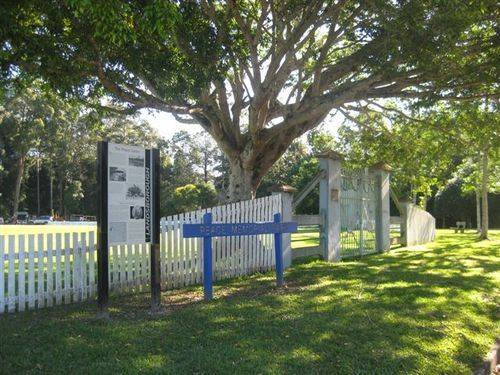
[1,0,497,201]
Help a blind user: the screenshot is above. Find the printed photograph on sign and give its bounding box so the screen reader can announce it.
[109,222,127,243]
[129,156,144,167]
[130,205,145,220]
[109,167,127,182]
[126,184,145,199]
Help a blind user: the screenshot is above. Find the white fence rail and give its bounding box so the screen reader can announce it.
[1,195,282,313]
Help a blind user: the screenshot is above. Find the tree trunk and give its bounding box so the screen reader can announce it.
[227,158,254,202]
[49,170,53,216]
[475,188,481,233]
[479,148,489,240]
[57,173,64,219]
[420,196,428,210]
[11,154,26,218]
[203,152,209,183]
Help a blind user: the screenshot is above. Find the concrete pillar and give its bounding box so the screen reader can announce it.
[270,185,296,269]
[371,162,391,252]
[399,198,410,246]
[317,151,343,262]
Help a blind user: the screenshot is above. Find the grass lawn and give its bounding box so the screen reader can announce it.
[1,230,498,374]
[291,226,320,248]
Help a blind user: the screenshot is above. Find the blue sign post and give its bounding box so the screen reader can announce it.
[183,212,297,300]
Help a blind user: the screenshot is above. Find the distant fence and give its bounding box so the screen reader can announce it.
[47,221,97,226]
[1,195,283,313]
[400,202,436,246]
[390,216,402,245]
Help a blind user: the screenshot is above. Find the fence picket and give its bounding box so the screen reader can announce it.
[0,236,4,313]
[194,211,200,284]
[240,201,246,276]
[208,209,215,280]
[230,203,237,277]
[243,199,250,275]
[89,232,96,298]
[236,202,243,276]
[126,243,133,290]
[55,234,62,305]
[181,213,188,286]
[8,235,15,312]
[37,234,45,308]
[179,213,186,286]
[46,234,54,307]
[64,233,71,303]
[262,197,268,270]
[119,245,126,292]
[223,204,230,278]
[17,235,25,312]
[195,211,202,283]
[80,233,87,300]
[265,196,272,271]
[134,243,141,289]
[111,246,118,290]
[262,197,268,271]
[141,244,148,289]
[188,211,196,286]
[268,196,274,269]
[165,217,173,289]
[160,220,167,286]
[255,197,261,271]
[173,214,180,288]
[72,233,80,303]
[271,195,278,267]
[255,199,262,272]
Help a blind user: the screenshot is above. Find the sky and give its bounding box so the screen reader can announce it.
[141,109,345,141]
[139,109,204,139]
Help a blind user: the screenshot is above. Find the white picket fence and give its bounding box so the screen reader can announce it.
[0,195,282,313]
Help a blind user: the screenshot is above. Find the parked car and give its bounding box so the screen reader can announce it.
[70,214,97,222]
[32,215,54,225]
[0,217,4,224]
[15,211,30,224]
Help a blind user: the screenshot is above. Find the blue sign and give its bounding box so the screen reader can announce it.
[183,222,297,238]
[182,212,297,300]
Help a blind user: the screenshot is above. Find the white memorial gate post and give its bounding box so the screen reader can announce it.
[317,151,343,262]
[270,185,296,269]
[371,162,391,253]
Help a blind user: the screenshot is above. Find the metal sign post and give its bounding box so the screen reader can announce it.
[150,148,162,311]
[183,213,297,300]
[97,141,109,315]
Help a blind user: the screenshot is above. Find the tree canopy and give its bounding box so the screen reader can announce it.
[1,0,498,200]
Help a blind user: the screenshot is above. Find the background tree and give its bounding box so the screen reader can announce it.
[0,83,56,218]
[433,102,500,239]
[0,82,162,219]
[158,130,223,215]
[336,109,460,206]
[336,100,499,234]
[2,0,497,201]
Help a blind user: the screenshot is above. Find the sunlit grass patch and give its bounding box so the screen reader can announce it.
[0,230,498,374]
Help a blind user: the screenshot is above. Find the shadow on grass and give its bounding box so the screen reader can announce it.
[1,231,498,374]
